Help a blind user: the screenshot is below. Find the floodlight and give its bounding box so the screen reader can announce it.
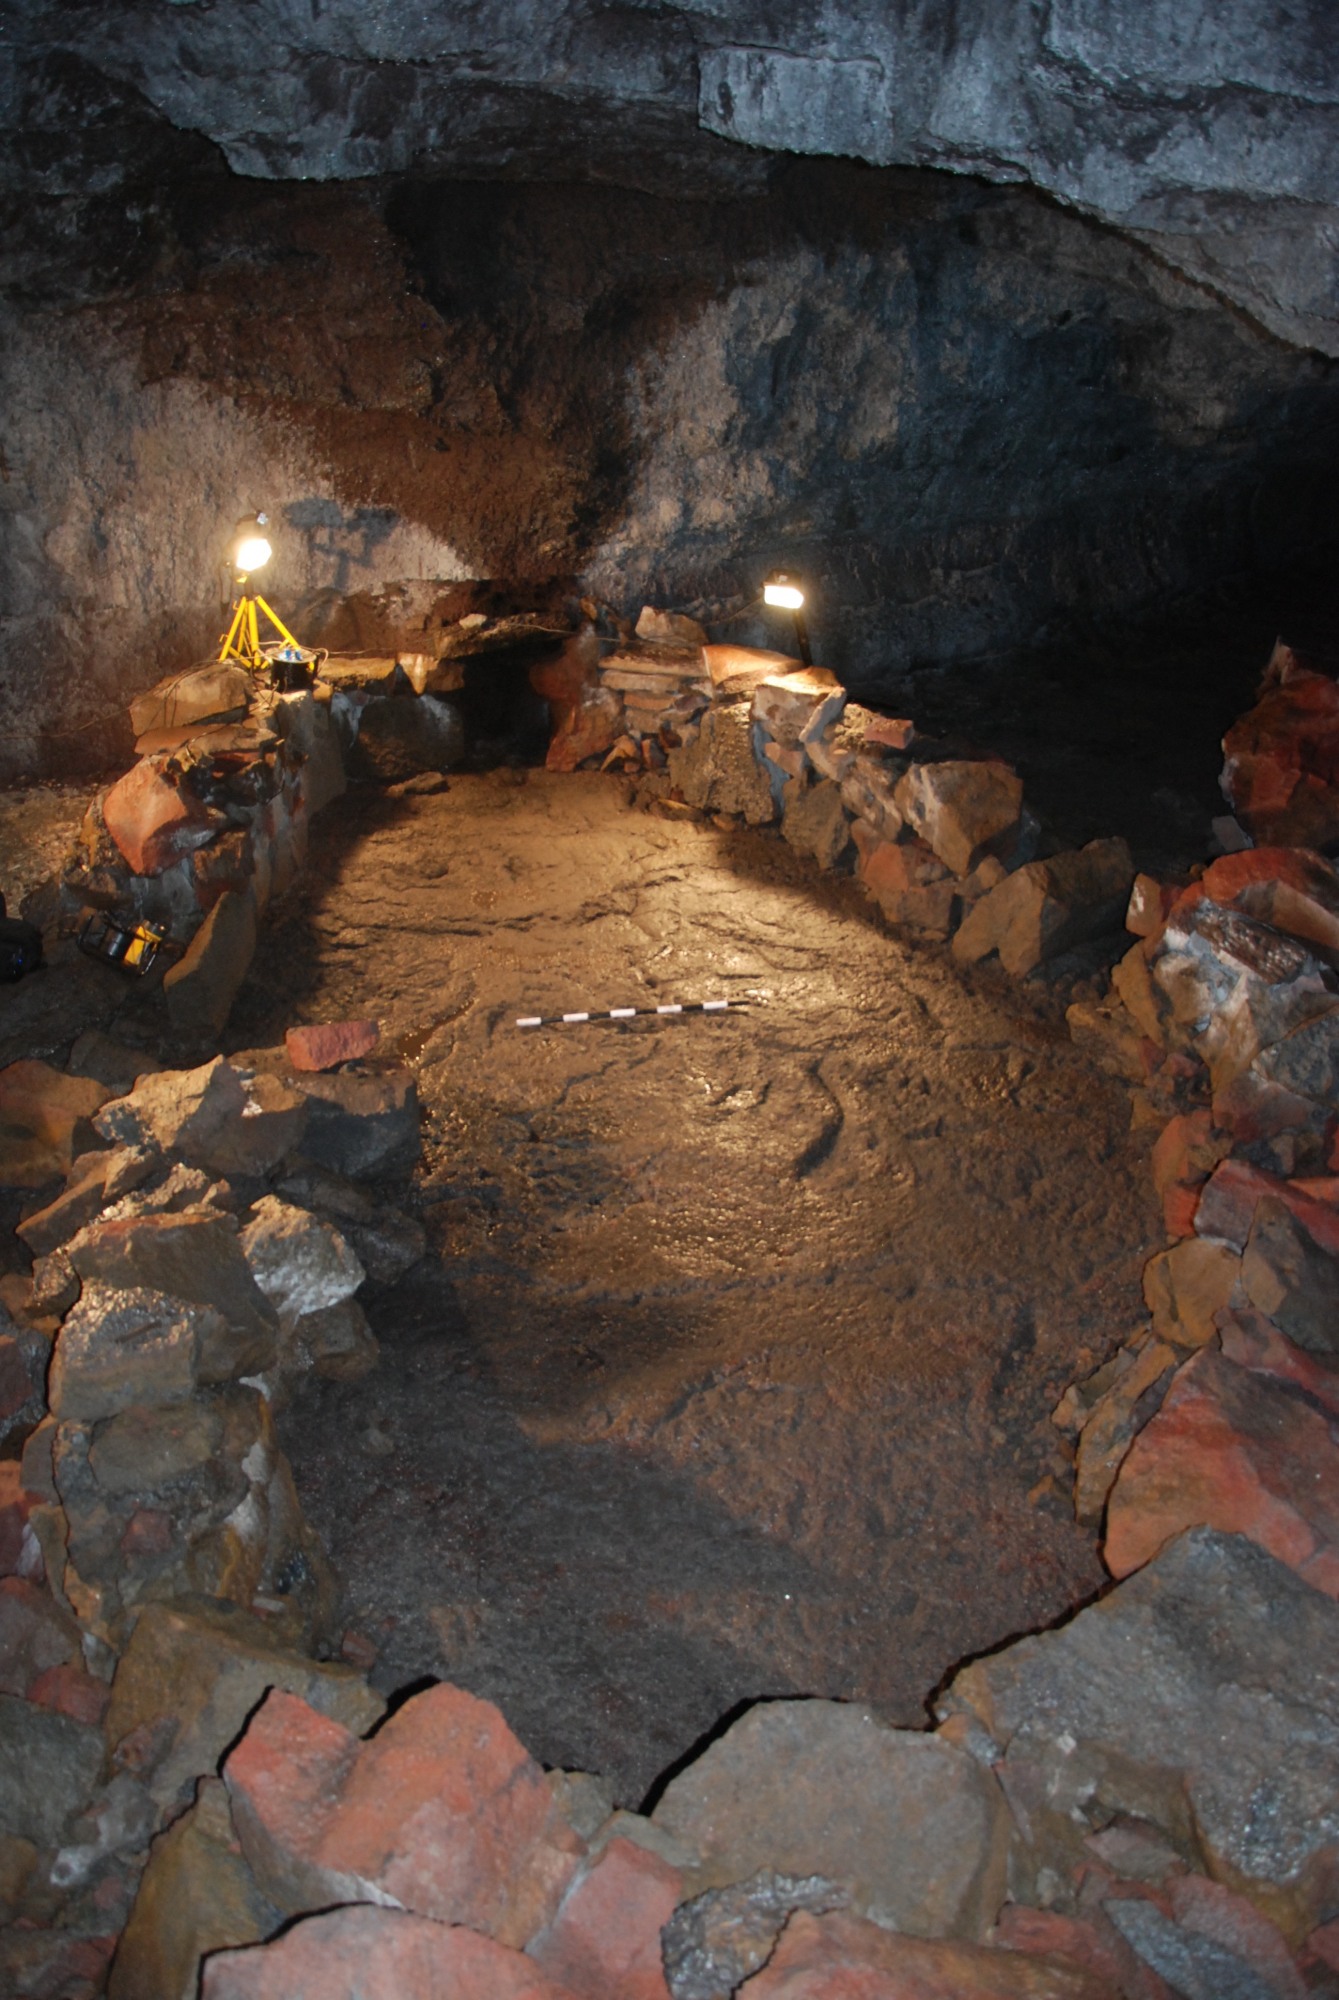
[764,574,805,612]
[218,509,305,672]
[762,569,812,666]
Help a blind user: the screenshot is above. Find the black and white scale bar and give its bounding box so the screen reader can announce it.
[515,999,739,1029]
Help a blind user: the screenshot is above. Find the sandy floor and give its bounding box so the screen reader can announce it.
[224,772,1162,1801]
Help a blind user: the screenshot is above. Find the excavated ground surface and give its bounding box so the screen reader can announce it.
[228,773,1160,1801]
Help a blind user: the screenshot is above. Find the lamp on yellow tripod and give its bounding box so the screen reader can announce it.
[218,512,304,670]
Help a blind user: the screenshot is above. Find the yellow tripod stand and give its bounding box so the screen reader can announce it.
[218,592,303,671]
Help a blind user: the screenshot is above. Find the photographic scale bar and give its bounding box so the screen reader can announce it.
[516,999,740,1029]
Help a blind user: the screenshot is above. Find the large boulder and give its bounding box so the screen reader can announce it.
[953,840,1134,976]
[1221,668,1339,849]
[201,1904,585,2000]
[288,1068,420,1178]
[163,889,258,1038]
[667,702,777,825]
[239,1197,364,1331]
[130,664,253,742]
[101,755,226,876]
[893,760,1024,877]
[223,1681,584,1946]
[651,1699,1011,1942]
[938,1529,1339,1941]
[65,1213,278,1358]
[1103,1340,1339,1596]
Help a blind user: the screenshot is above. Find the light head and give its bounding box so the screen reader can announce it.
[763,571,805,612]
[232,512,272,575]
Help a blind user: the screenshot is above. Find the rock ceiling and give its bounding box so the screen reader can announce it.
[3,0,1337,354]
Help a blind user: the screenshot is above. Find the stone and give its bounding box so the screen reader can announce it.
[48,1283,200,1422]
[102,755,225,875]
[839,756,905,841]
[938,1530,1339,1941]
[164,888,258,1038]
[1064,995,1150,1083]
[651,1699,1011,1941]
[1196,1159,1339,1258]
[752,669,844,748]
[893,760,1024,877]
[854,825,951,921]
[702,646,799,698]
[0,1319,49,1458]
[104,1598,384,1813]
[528,1834,681,2000]
[1149,1111,1230,1202]
[109,1777,284,2000]
[0,1059,111,1188]
[735,1909,1109,1998]
[780,778,851,871]
[223,1681,583,1946]
[289,1067,421,1177]
[0,1928,116,2000]
[209,1069,310,1178]
[341,1208,425,1286]
[28,1246,78,1318]
[94,1056,246,1161]
[1126,874,1178,940]
[1255,1008,1339,1107]
[992,1905,1166,2000]
[1072,1339,1179,1527]
[0,1575,81,1695]
[66,1213,279,1354]
[202,1904,585,2000]
[668,702,777,825]
[0,1690,104,1847]
[663,1870,849,2000]
[1221,670,1339,849]
[284,1020,380,1072]
[0,1464,42,1580]
[291,1297,379,1379]
[1104,1873,1309,2000]
[276,687,346,819]
[129,664,253,740]
[953,841,1134,977]
[16,1144,156,1257]
[546,686,625,773]
[1142,1237,1242,1349]
[1241,1196,1339,1352]
[240,1197,364,1331]
[636,606,707,647]
[1104,1346,1339,1597]
[28,1661,109,1726]
[349,693,464,781]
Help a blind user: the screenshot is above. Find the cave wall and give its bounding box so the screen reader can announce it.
[2,150,1337,780]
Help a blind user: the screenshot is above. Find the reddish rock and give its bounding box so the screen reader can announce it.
[101,754,223,875]
[1150,1112,1230,1201]
[529,1836,681,2000]
[1196,1158,1339,1256]
[1104,1872,1308,2000]
[201,1904,583,1999]
[224,1682,583,1947]
[863,714,916,752]
[546,687,624,772]
[1104,1346,1339,1595]
[29,1661,111,1726]
[1161,1183,1202,1240]
[284,1020,380,1073]
[0,1059,112,1188]
[737,1909,1112,1997]
[993,1905,1168,2000]
[1221,670,1339,848]
[1219,1312,1339,1411]
[0,1574,82,1696]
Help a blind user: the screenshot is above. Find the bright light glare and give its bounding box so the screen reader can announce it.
[764,579,805,611]
[234,535,272,572]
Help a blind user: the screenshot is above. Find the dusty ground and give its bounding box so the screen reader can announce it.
[225,772,1161,1802]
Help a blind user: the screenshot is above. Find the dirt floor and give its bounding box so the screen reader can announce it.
[216,772,1162,1803]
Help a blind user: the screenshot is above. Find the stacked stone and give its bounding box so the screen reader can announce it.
[65,665,346,1040]
[1056,828,1339,1599]
[0,1035,425,1995]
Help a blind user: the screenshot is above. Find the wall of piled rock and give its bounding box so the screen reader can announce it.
[3,625,1339,1994]
[3,159,1337,779]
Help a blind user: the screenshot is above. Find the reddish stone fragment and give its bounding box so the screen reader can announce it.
[1195,1157,1339,1255]
[1161,1184,1201,1241]
[738,1908,1111,1996]
[862,714,915,752]
[284,1020,380,1073]
[224,1682,583,1947]
[29,1661,111,1727]
[1221,670,1339,848]
[101,755,221,875]
[546,688,623,773]
[119,1507,175,1555]
[994,1904,1168,2000]
[1218,1312,1339,1415]
[1126,874,1178,941]
[1150,1112,1229,1201]
[201,1904,583,2000]
[857,834,949,904]
[529,1837,681,2000]
[1104,1346,1339,1595]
